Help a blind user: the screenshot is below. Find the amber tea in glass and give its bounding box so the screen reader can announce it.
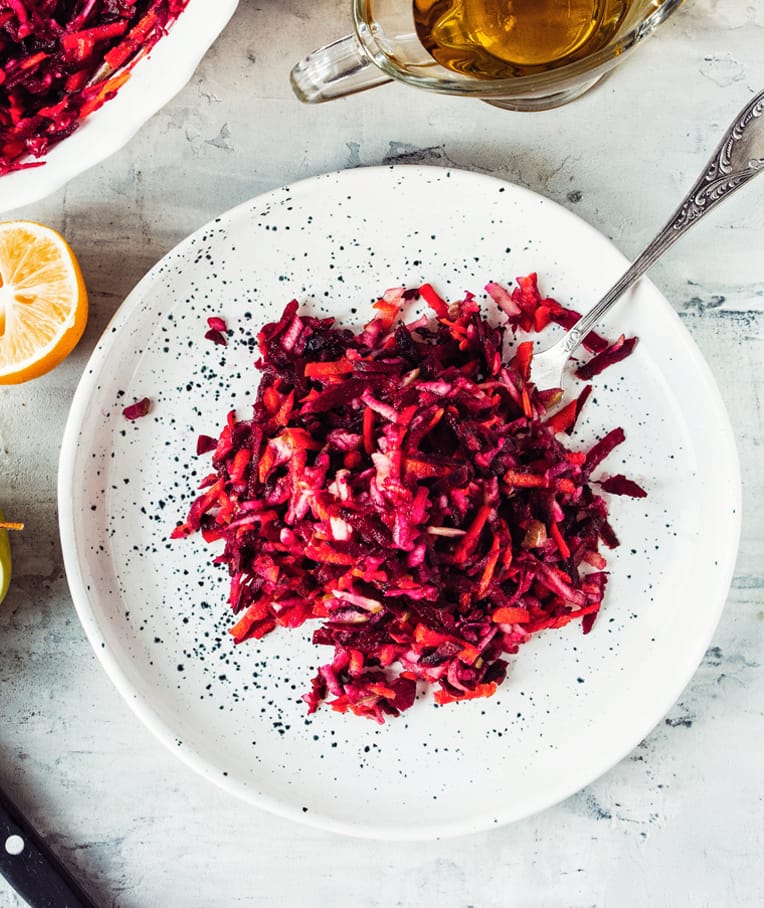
[291,0,684,109]
[413,0,633,78]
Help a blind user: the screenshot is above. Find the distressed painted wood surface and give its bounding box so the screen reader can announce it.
[1,1,762,905]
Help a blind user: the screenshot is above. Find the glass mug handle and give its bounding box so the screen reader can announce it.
[291,35,393,103]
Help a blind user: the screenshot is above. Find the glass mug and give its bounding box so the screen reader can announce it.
[291,0,686,110]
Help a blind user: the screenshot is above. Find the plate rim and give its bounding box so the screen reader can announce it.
[57,164,742,839]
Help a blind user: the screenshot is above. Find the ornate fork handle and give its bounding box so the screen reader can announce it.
[559,89,764,357]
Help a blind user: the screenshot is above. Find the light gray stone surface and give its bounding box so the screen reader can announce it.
[1,1,762,905]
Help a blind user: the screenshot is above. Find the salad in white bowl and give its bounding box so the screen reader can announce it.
[0,0,238,213]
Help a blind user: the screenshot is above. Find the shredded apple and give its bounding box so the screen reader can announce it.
[1,1,190,176]
[172,274,644,723]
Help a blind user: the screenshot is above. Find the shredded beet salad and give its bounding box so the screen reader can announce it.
[172,274,644,723]
[0,0,189,176]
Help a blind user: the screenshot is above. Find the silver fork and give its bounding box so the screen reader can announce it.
[530,88,764,392]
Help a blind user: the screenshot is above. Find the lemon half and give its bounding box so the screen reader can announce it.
[0,220,88,384]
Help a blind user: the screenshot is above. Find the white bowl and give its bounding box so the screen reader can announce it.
[0,0,239,214]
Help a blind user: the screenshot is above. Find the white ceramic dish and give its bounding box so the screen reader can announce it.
[0,0,239,214]
[58,166,740,840]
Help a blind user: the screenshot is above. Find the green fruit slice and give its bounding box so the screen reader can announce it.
[0,507,12,606]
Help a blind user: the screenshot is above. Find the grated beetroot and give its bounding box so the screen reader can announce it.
[1,1,189,176]
[172,276,642,723]
[122,396,151,420]
[204,316,228,345]
[575,334,638,380]
[598,474,647,498]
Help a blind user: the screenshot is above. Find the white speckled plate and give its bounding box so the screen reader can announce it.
[58,166,740,840]
[0,0,238,214]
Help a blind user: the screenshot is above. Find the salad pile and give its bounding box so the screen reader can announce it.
[173,275,643,722]
[1,0,189,175]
